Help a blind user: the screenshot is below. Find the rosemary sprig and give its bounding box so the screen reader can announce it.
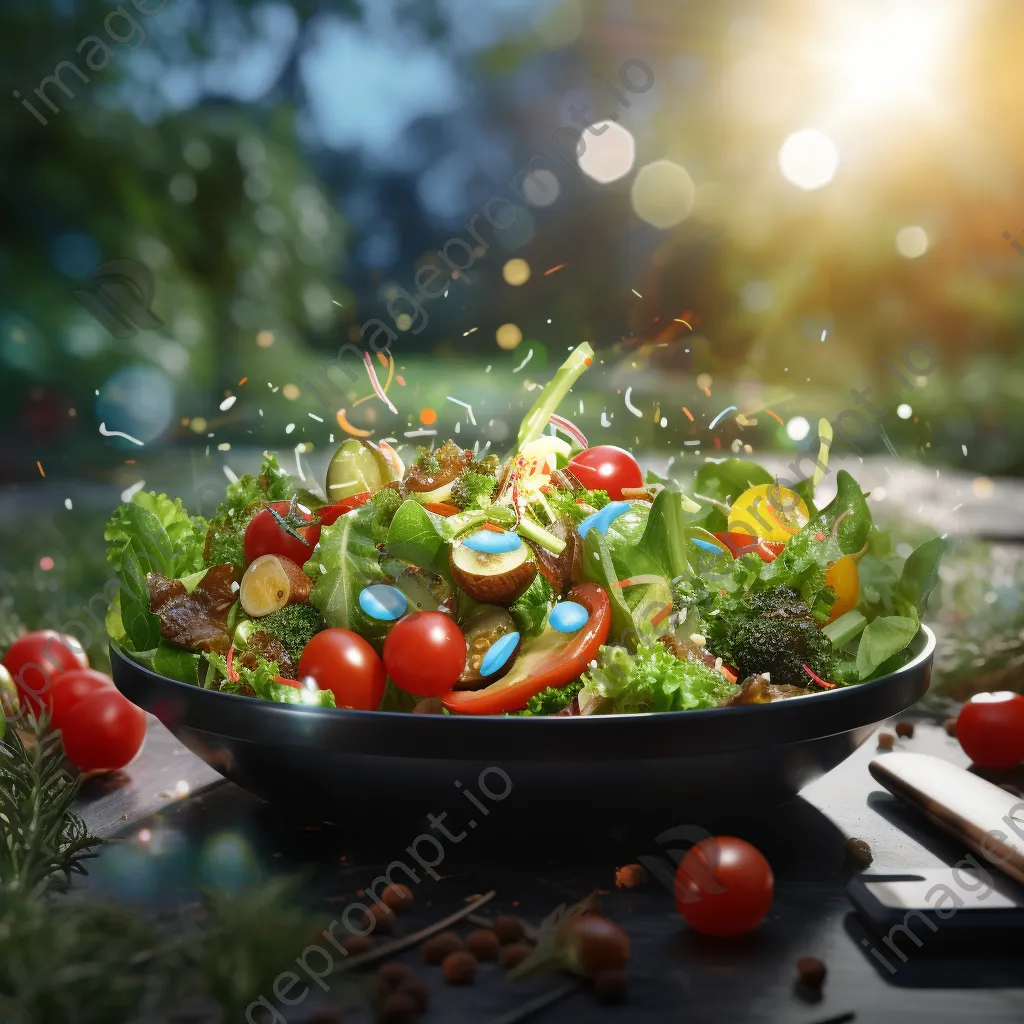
[0,714,101,898]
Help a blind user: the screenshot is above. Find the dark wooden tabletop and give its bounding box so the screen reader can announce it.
[73,713,1024,1024]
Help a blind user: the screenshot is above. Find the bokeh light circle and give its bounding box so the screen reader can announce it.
[96,365,174,445]
[577,122,636,184]
[896,226,928,258]
[502,258,531,286]
[778,130,839,191]
[631,160,696,228]
[496,323,523,350]
[786,416,811,441]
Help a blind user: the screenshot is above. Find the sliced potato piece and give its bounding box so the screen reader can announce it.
[240,554,312,617]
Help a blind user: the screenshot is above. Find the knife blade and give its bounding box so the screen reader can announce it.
[869,752,1024,886]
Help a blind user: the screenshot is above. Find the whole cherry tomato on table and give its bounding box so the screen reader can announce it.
[956,692,1024,770]
[244,501,319,566]
[567,446,643,501]
[384,612,466,697]
[674,836,774,938]
[49,668,116,732]
[3,630,89,712]
[61,687,147,773]
[298,628,386,710]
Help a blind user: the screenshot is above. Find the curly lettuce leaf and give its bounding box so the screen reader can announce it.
[204,652,335,707]
[508,573,556,641]
[306,503,391,644]
[517,680,583,716]
[580,643,737,714]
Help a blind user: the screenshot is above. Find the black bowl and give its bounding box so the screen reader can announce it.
[111,627,933,836]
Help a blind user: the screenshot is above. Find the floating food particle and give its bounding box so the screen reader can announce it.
[544,263,566,275]
[682,406,694,421]
[463,326,479,336]
[673,318,692,329]
[220,395,237,410]
[359,584,408,621]
[480,632,521,678]
[631,288,643,298]
[335,409,372,438]
[238,377,248,386]
[463,530,522,554]
[99,422,145,446]
[512,348,534,372]
[549,601,589,633]
[578,500,630,538]
[763,408,784,427]
[420,407,437,425]
[363,352,398,415]
[396,375,406,386]
[36,461,45,477]
[708,405,738,429]
[623,387,642,418]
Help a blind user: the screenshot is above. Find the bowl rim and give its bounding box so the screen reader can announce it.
[109,625,934,759]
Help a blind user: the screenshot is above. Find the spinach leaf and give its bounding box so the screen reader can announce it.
[856,615,919,679]
[638,483,691,580]
[509,574,556,641]
[307,503,390,643]
[894,537,944,616]
[386,500,444,568]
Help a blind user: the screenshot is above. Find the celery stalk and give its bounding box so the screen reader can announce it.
[822,609,867,648]
[516,518,566,555]
[516,342,594,449]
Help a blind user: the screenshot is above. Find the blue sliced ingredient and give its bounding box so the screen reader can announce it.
[577,500,631,539]
[549,601,589,633]
[480,631,520,678]
[463,529,522,554]
[358,584,408,621]
[692,537,727,554]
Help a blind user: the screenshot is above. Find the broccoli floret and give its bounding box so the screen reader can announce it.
[253,603,325,663]
[716,586,834,686]
[450,472,497,511]
[413,448,441,476]
[517,681,583,716]
[468,453,500,476]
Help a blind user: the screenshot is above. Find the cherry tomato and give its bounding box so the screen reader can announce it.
[384,612,466,697]
[3,630,89,712]
[567,446,643,500]
[318,492,372,528]
[49,669,116,732]
[825,555,860,622]
[674,836,774,938]
[244,501,319,566]
[956,692,1024,770]
[297,628,386,710]
[61,688,147,773]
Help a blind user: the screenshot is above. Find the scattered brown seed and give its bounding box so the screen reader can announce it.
[895,721,915,739]
[342,934,374,956]
[396,976,429,1015]
[441,950,477,985]
[845,837,873,867]
[500,942,533,970]
[796,956,827,989]
[382,884,414,912]
[375,961,413,994]
[877,732,895,750]
[466,928,500,961]
[379,991,416,1024]
[421,931,463,966]
[614,864,649,890]
[492,916,526,945]
[365,903,396,934]
[594,968,628,1005]
[944,717,958,737]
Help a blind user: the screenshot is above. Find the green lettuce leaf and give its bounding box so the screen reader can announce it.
[204,652,335,707]
[508,574,556,641]
[580,642,737,714]
[306,503,391,644]
[855,615,920,680]
[637,482,692,580]
[386,500,444,568]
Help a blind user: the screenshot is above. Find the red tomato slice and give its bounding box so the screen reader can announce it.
[714,532,785,563]
[318,491,372,527]
[441,583,610,715]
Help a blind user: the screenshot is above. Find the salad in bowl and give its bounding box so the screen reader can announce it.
[104,344,942,718]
